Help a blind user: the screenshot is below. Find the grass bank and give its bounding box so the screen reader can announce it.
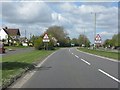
[2,49,56,88]
[77,48,119,60]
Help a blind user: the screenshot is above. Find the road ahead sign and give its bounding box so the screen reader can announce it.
[43,33,50,42]
[95,34,102,44]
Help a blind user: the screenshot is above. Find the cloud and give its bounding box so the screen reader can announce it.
[2,2,54,24]
[1,1,118,43]
[58,2,118,36]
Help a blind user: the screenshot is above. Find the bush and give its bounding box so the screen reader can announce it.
[34,37,43,50]
[48,39,55,50]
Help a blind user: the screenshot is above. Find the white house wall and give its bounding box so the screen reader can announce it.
[0,28,8,40]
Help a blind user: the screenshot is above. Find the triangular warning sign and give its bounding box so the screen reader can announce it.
[43,34,49,39]
[95,34,101,41]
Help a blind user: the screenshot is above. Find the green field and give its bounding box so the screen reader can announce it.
[77,48,119,60]
[2,49,56,87]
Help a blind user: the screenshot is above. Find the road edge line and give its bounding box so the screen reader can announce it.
[10,50,58,88]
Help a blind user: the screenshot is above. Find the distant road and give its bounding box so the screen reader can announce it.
[13,48,119,88]
[2,47,34,56]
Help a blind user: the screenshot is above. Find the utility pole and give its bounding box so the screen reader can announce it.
[25,30,26,39]
[91,12,97,48]
[82,27,85,47]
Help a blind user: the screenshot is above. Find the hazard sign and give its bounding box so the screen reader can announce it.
[43,33,50,42]
[95,34,102,44]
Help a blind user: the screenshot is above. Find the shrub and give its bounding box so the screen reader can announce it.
[34,37,43,50]
[48,39,55,50]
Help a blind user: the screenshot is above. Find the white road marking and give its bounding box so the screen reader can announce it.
[81,58,91,65]
[98,69,120,83]
[69,49,70,52]
[76,49,120,62]
[72,53,74,55]
[75,55,79,58]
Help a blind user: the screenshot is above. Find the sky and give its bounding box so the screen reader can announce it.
[0,0,119,44]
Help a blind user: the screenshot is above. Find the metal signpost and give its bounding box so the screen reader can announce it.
[42,33,50,50]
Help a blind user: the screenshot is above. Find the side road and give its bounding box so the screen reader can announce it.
[2,47,34,56]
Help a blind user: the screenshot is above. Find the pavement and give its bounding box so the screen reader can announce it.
[11,48,120,88]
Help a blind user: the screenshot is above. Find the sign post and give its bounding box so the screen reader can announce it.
[42,33,50,50]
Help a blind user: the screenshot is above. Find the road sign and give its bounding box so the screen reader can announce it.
[95,34,102,44]
[43,33,50,42]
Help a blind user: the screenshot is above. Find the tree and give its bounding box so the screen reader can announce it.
[78,34,90,47]
[111,34,120,47]
[45,26,68,47]
[71,38,79,46]
[103,39,112,47]
[64,36,71,47]
[103,33,120,48]
[30,35,39,46]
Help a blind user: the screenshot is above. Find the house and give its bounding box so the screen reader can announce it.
[0,28,7,40]
[0,27,21,45]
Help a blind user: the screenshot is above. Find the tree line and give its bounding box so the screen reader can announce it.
[30,25,91,50]
[103,33,120,49]
[30,25,119,50]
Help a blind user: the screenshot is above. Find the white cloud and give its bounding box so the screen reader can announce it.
[58,3,118,39]
[2,2,54,24]
[1,2,118,43]
[59,2,77,12]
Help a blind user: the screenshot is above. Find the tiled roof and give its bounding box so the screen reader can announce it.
[3,28,20,36]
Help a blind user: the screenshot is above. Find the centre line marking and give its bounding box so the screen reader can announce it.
[81,58,91,65]
[69,49,70,52]
[98,69,120,83]
[75,55,79,58]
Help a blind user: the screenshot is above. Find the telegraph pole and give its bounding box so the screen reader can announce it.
[25,30,26,39]
[91,12,97,48]
[84,28,86,47]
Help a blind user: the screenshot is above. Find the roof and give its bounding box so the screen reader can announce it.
[3,28,20,36]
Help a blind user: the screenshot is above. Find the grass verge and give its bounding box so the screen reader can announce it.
[4,46,29,50]
[77,48,119,60]
[1,49,56,88]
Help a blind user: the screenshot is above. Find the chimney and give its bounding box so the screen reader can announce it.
[4,26,8,29]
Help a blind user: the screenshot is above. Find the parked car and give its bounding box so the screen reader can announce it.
[114,46,120,50]
[0,42,5,53]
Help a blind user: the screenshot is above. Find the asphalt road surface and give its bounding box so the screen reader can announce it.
[16,48,119,88]
[2,47,34,56]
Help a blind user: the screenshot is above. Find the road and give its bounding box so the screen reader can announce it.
[2,47,34,56]
[13,48,119,88]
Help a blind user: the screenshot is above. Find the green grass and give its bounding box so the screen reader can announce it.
[2,49,56,86]
[4,46,29,50]
[77,48,119,60]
